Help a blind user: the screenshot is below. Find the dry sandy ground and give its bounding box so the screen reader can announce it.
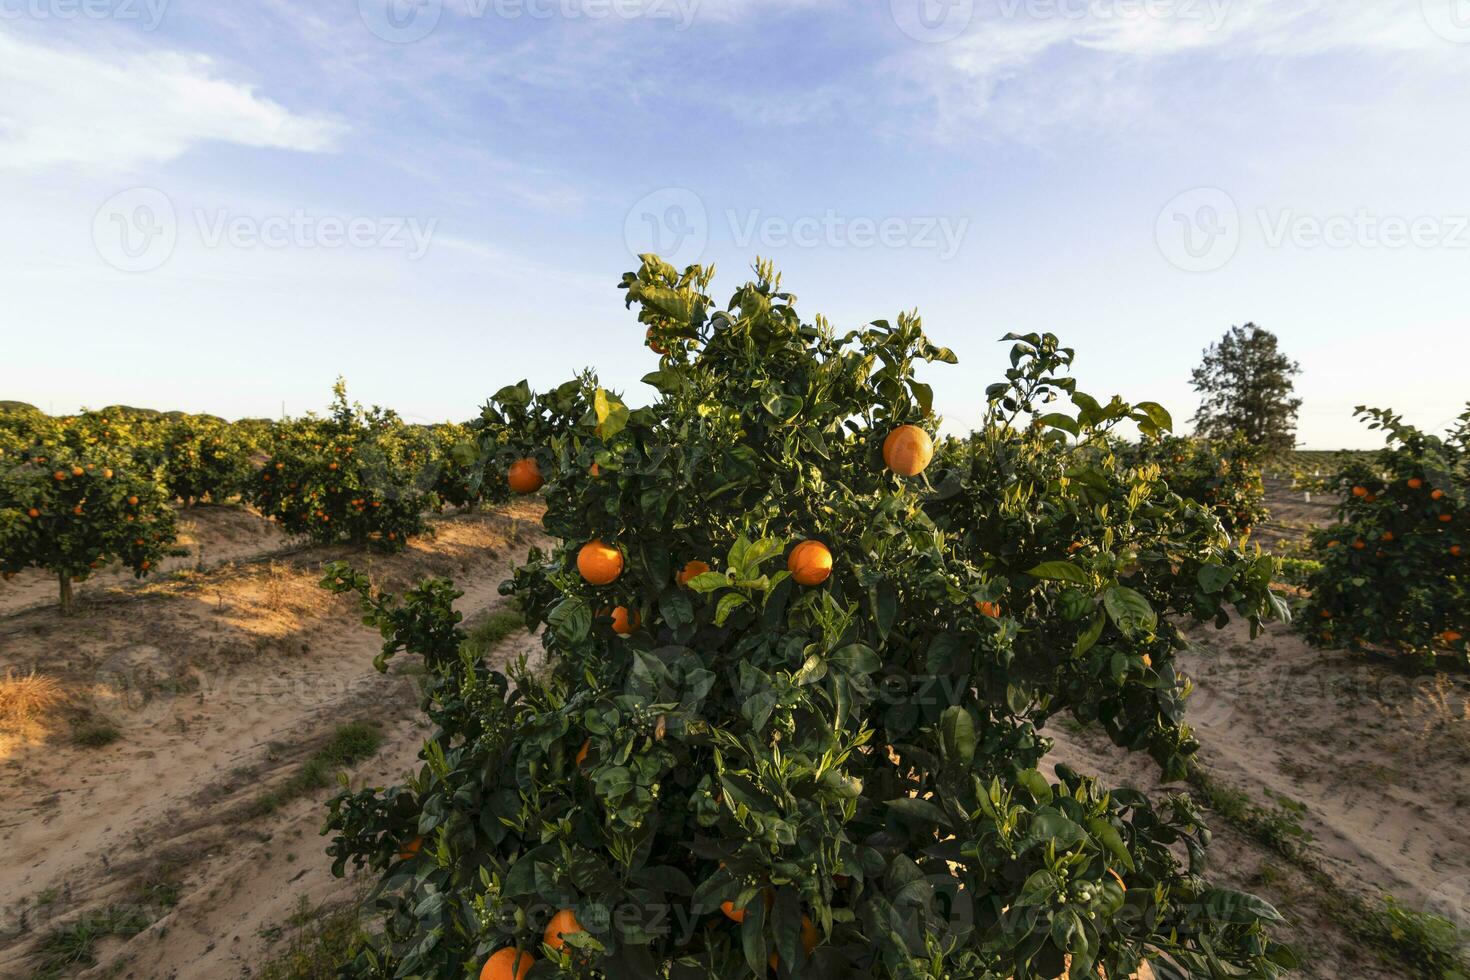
[1,488,1465,978]
[0,504,548,979]
[1048,615,1470,980]
[0,504,291,617]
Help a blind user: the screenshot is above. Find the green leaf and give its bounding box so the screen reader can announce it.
[1074,610,1105,657]
[1087,817,1136,872]
[758,387,803,421]
[828,643,880,675]
[1132,400,1174,433]
[684,571,730,594]
[714,592,748,626]
[593,388,629,440]
[1036,413,1080,437]
[1197,562,1234,595]
[1103,586,1156,638]
[885,797,951,827]
[547,597,592,645]
[1017,768,1052,804]
[1027,561,1091,586]
[738,536,786,576]
[1198,888,1285,925]
[940,705,976,765]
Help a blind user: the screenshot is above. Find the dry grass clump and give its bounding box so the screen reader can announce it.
[0,669,67,736]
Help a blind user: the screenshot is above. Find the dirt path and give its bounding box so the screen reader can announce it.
[0,505,548,979]
[1044,617,1470,979]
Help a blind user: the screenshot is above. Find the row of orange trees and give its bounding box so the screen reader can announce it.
[0,388,496,610]
[1300,407,1468,662]
[320,257,1295,979]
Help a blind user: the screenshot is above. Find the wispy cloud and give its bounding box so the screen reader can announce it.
[0,31,346,174]
[887,0,1470,140]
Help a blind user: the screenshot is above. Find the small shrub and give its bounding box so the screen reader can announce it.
[1302,406,1468,661]
[0,421,180,611]
[249,381,435,550]
[1122,431,1269,535]
[158,414,258,505]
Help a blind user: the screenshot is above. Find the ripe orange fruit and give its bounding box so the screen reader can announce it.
[128,496,139,506]
[1351,486,1368,498]
[480,948,534,980]
[1353,539,1366,550]
[975,600,1001,618]
[544,908,584,951]
[720,901,746,924]
[508,458,543,494]
[72,505,83,516]
[53,470,66,481]
[575,739,590,768]
[577,540,623,585]
[677,560,710,586]
[609,606,640,635]
[588,462,601,477]
[27,508,40,519]
[788,540,832,586]
[765,915,820,969]
[1408,478,1424,490]
[71,466,84,477]
[1441,631,1464,644]
[1432,489,1446,501]
[1452,546,1463,557]
[397,837,423,861]
[140,560,151,570]
[1326,540,1339,548]
[882,425,934,477]
[799,915,819,953]
[328,462,338,470]
[646,327,668,356]
[1381,532,1394,542]
[1441,514,1454,523]
[102,468,113,479]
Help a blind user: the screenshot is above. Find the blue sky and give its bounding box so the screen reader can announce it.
[2,0,1468,447]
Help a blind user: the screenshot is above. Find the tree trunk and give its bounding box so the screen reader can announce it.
[59,572,73,614]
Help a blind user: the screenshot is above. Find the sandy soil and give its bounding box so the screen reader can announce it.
[0,504,291,617]
[2,487,1465,979]
[1048,614,1470,980]
[0,504,548,979]
[1250,477,1338,553]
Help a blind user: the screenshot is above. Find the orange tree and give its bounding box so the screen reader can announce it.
[0,414,178,611]
[422,421,504,512]
[248,381,434,550]
[1301,406,1468,662]
[1118,433,1267,537]
[158,414,259,505]
[319,258,1293,979]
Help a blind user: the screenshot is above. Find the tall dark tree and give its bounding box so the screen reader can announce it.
[1190,324,1301,456]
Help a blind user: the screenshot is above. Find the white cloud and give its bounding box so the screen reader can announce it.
[890,0,1470,139]
[0,31,346,173]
